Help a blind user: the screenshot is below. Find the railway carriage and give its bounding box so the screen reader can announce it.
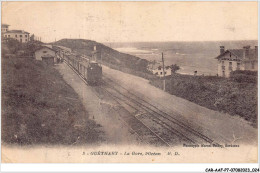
[64,54,102,85]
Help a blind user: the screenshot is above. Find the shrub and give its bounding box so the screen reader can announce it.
[150,73,257,127]
[230,70,257,84]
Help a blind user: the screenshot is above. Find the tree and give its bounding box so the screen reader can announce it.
[6,38,21,54]
[170,64,180,74]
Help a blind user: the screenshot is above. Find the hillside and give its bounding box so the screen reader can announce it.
[52,39,149,72]
[2,42,103,145]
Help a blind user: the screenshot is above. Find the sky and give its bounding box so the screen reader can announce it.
[2,1,258,43]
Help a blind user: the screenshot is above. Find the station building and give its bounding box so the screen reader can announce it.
[34,46,57,63]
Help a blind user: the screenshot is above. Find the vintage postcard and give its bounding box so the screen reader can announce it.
[1,1,258,164]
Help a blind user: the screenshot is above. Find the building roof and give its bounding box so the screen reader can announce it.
[2,24,10,26]
[5,30,30,34]
[216,48,257,60]
[53,45,72,52]
[34,46,57,53]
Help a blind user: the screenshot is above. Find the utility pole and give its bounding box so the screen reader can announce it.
[162,52,166,91]
[100,50,102,65]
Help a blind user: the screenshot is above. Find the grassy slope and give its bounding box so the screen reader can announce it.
[2,56,103,145]
[150,74,257,127]
[53,39,149,72]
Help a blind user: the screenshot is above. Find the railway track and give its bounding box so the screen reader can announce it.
[98,84,195,145]
[63,58,216,146]
[102,76,215,144]
[63,59,171,146]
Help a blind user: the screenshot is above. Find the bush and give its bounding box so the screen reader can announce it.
[150,73,257,127]
[230,70,257,84]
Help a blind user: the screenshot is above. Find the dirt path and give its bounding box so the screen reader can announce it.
[56,63,140,145]
[102,65,257,145]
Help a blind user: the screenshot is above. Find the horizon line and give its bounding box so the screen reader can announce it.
[49,38,258,44]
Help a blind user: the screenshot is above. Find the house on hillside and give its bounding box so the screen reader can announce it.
[34,46,57,63]
[3,30,30,43]
[215,46,258,77]
[148,61,172,77]
[1,24,9,33]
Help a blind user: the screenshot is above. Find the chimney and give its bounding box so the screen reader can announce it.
[255,46,258,58]
[220,46,225,55]
[243,46,250,58]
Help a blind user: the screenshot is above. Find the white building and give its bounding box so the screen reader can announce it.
[3,30,30,43]
[34,46,57,63]
[216,46,258,77]
[148,62,172,77]
[1,24,9,33]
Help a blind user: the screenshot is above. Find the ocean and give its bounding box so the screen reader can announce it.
[104,40,258,75]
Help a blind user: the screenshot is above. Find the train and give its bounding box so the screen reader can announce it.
[63,54,102,85]
[53,45,103,85]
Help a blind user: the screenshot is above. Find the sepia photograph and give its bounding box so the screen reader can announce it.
[1,1,258,165]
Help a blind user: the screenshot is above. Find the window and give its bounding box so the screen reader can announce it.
[165,71,167,74]
[237,62,240,70]
[8,35,10,37]
[4,35,7,38]
[43,51,47,53]
[229,62,233,71]
[222,71,225,77]
[25,35,27,37]
[15,35,17,38]
[20,39,22,42]
[25,39,27,42]
[251,62,255,69]
[160,72,162,75]
[222,61,224,65]
[20,35,22,37]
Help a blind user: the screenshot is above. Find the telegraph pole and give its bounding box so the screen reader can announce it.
[162,52,166,91]
[100,50,102,65]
